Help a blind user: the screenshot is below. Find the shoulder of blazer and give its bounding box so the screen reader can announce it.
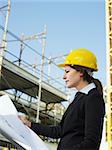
[87,88,101,97]
[85,88,105,116]
[85,88,104,104]
[83,88,105,108]
[86,88,105,108]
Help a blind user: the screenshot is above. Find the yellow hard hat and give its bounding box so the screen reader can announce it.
[58,48,98,71]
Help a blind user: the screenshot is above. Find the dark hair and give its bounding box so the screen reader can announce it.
[70,65,103,96]
[92,78,103,96]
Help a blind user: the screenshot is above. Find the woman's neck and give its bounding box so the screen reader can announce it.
[76,80,89,91]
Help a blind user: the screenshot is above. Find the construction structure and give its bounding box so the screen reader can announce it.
[0,0,69,149]
[106,0,112,150]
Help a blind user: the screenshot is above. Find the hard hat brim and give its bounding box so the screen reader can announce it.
[58,63,68,67]
[58,63,98,71]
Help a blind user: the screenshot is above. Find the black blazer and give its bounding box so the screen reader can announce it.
[31,88,105,150]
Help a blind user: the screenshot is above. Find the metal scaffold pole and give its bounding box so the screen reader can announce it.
[106,0,112,149]
[0,0,10,76]
[36,25,47,123]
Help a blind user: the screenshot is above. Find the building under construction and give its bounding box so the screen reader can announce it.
[0,1,70,149]
[0,0,112,150]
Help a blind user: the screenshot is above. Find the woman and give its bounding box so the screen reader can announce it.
[20,48,105,150]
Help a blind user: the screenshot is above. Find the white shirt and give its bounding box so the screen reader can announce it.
[79,83,96,94]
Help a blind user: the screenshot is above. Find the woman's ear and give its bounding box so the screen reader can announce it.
[80,72,83,77]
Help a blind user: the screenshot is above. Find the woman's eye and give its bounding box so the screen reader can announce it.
[65,70,69,73]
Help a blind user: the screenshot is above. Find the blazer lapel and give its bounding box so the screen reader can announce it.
[61,92,85,121]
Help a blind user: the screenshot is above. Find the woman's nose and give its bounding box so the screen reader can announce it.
[63,73,66,80]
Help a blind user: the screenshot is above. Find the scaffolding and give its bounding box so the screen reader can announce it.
[0,0,10,76]
[0,0,69,148]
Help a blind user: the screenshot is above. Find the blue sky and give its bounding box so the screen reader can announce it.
[1,0,106,86]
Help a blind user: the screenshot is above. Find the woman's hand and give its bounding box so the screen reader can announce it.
[18,115,31,128]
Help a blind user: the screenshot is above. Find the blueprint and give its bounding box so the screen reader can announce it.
[0,94,50,150]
